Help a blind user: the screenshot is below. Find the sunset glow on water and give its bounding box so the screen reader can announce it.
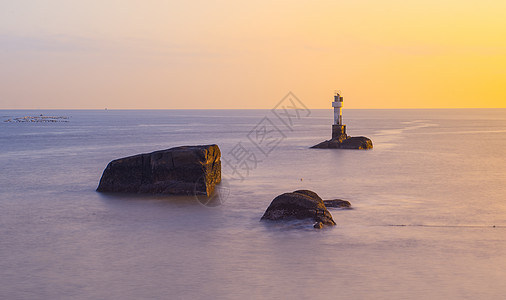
[1,109,505,299]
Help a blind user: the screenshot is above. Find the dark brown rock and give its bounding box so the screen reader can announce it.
[323,199,352,209]
[340,136,373,149]
[311,136,373,150]
[97,145,221,196]
[261,190,336,227]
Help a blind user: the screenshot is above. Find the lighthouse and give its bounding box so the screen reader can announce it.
[311,90,373,149]
[332,91,343,125]
[331,91,347,140]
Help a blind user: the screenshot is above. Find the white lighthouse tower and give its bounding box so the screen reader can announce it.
[332,91,343,125]
[331,91,347,140]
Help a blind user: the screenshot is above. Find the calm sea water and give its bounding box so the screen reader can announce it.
[1,109,505,300]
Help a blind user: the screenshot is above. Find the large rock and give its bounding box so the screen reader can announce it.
[261,190,336,227]
[97,145,221,196]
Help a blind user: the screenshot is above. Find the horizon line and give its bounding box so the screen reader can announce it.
[1,107,506,110]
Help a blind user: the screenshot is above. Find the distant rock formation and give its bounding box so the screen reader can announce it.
[3,115,69,123]
[97,145,221,197]
[261,190,336,228]
[311,125,373,150]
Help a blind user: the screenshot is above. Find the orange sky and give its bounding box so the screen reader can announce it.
[1,0,505,109]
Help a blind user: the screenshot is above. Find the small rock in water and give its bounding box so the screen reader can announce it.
[261,189,336,227]
[323,199,352,209]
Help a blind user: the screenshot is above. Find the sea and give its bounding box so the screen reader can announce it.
[1,108,505,300]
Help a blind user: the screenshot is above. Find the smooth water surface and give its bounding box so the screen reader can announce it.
[1,109,505,299]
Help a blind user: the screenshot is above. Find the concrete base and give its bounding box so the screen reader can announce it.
[332,125,347,140]
[311,124,373,150]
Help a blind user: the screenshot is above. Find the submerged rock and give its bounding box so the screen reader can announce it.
[97,144,221,196]
[313,222,324,229]
[261,190,336,228]
[323,199,352,209]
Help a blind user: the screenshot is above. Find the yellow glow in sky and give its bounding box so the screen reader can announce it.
[1,0,505,109]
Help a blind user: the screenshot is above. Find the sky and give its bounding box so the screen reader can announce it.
[1,0,505,109]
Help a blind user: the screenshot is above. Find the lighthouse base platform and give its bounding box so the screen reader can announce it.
[332,125,347,141]
[311,124,373,150]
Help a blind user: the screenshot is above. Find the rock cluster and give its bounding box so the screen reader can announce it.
[97,145,221,196]
[96,145,352,231]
